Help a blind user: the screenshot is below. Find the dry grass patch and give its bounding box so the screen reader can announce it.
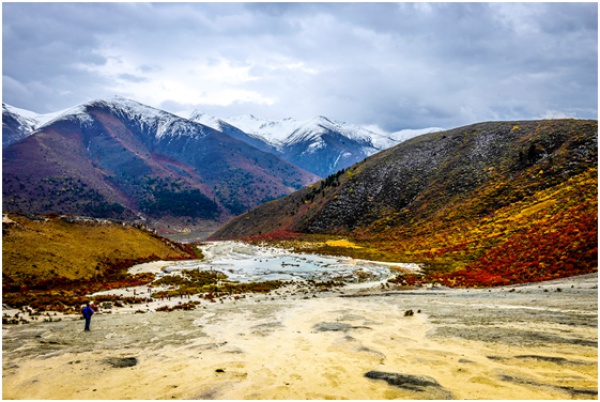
[2,214,193,283]
[324,239,362,249]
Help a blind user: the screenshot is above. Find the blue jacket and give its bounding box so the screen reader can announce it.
[82,306,94,319]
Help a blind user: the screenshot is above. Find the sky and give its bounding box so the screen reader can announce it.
[2,2,598,131]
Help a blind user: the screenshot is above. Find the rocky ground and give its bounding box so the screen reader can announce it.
[2,273,597,399]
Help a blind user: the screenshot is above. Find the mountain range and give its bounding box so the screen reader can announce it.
[2,97,318,235]
[3,97,440,235]
[4,100,442,178]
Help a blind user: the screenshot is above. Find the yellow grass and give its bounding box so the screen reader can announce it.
[324,239,363,249]
[2,214,191,281]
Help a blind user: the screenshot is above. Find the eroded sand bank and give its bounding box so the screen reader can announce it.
[3,274,597,400]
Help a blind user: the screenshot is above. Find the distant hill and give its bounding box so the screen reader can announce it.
[211,119,598,286]
[2,97,318,234]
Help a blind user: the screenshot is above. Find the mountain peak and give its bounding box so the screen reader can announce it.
[314,115,334,124]
[86,96,171,119]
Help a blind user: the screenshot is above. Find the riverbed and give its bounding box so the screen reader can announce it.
[2,243,597,400]
[128,241,420,283]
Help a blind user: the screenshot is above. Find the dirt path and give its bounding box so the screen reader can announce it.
[3,274,597,399]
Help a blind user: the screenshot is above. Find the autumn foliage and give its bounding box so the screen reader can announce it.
[430,191,597,287]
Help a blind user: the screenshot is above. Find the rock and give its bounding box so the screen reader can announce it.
[104,357,138,368]
[514,355,570,365]
[314,322,352,332]
[498,374,598,397]
[313,322,371,332]
[404,309,414,316]
[364,371,453,398]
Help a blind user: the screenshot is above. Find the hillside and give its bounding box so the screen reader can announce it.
[2,98,318,235]
[211,119,598,286]
[2,212,200,309]
[2,213,195,282]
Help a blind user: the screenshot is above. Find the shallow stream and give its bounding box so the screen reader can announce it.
[156,241,415,283]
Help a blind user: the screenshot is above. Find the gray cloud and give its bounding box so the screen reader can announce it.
[3,2,597,131]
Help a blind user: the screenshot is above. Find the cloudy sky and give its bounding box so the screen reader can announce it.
[3,2,598,131]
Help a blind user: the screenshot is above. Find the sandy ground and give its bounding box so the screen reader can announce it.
[2,273,597,400]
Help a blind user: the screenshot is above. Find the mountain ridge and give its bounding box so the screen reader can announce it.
[5,99,442,178]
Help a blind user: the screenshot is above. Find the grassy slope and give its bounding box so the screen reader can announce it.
[2,214,193,284]
[214,120,598,287]
[246,167,597,287]
[367,167,597,285]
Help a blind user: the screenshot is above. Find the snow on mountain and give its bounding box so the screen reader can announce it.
[187,111,224,132]
[37,97,213,142]
[223,114,301,147]
[188,110,278,155]
[206,113,396,152]
[283,115,400,153]
[3,103,38,130]
[3,103,65,128]
[187,110,444,177]
[89,97,212,140]
[221,113,440,153]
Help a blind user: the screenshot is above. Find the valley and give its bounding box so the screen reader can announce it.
[2,109,597,400]
[4,2,597,399]
[2,219,597,399]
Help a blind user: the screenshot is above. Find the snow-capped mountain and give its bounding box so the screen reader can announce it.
[274,116,393,177]
[5,98,443,179]
[189,111,442,177]
[3,97,317,234]
[2,103,65,147]
[189,111,277,155]
[216,114,398,150]
[53,96,213,140]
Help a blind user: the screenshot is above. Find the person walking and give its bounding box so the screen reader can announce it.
[81,302,94,331]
